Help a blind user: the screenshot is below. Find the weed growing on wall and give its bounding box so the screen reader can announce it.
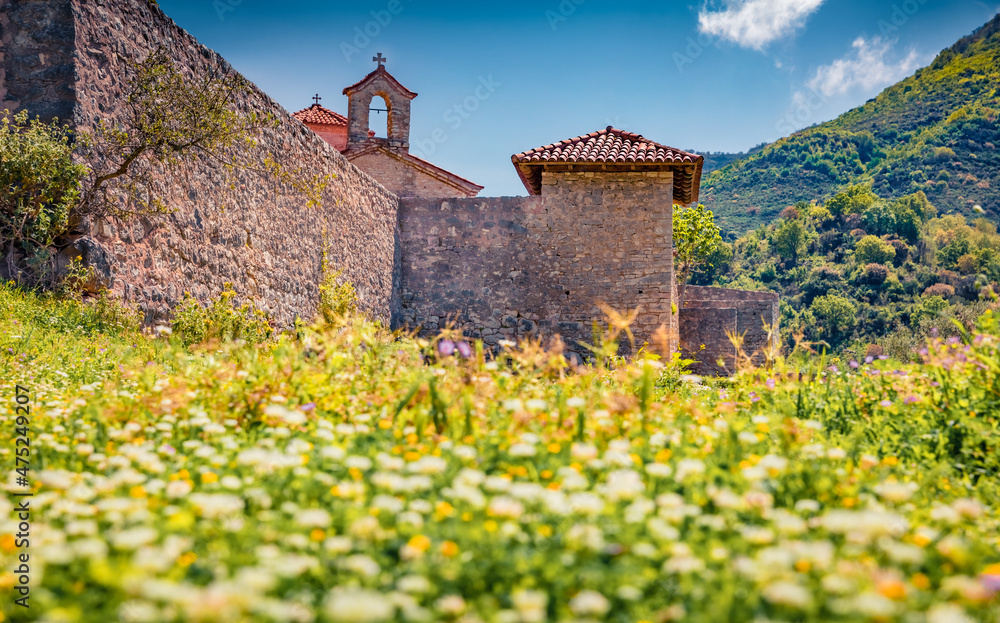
[171,284,272,346]
[317,257,359,324]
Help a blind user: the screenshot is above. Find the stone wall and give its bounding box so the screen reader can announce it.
[0,0,76,121]
[680,286,780,375]
[1,0,399,326]
[399,170,678,355]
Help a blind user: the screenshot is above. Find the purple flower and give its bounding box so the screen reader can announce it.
[456,341,473,358]
[437,340,456,357]
[301,402,316,412]
[903,395,920,405]
[982,574,1000,595]
[749,392,760,403]
[827,365,839,374]
[880,399,893,407]
[878,355,889,360]
[864,356,874,364]
[849,360,860,369]
[765,379,775,389]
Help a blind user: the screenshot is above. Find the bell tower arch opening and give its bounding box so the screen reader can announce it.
[343,54,417,151]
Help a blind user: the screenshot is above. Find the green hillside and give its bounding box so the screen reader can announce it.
[704,14,1000,235]
[700,184,1000,357]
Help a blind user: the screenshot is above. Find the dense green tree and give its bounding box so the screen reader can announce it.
[673,203,723,301]
[810,294,857,343]
[855,235,897,265]
[773,219,807,261]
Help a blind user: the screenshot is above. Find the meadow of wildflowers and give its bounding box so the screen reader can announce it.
[0,281,998,623]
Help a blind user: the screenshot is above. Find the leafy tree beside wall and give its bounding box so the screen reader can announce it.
[1,47,332,288]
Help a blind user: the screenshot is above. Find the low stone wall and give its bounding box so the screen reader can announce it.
[680,286,780,375]
[1,0,399,326]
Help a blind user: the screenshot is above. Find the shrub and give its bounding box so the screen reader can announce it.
[922,283,955,298]
[0,109,87,251]
[779,205,799,220]
[826,183,879,215]
[810,294,857,341]
[855,235,896,265]
[956,253,978,274]
[171,284,271,346]
[862,263,890,286]
[888,239,909,266]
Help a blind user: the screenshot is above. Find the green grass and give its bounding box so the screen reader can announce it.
[1,283,999,623]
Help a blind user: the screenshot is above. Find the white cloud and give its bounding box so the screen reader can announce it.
[805,37,922,97]
[698,0,825,50]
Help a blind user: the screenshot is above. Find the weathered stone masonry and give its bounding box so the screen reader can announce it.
[1,0,400,326]
[680,286,780,375]
[398,170,677,354]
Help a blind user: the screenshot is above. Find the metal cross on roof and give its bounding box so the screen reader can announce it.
[373,53,387,67]
[312,94,322,105]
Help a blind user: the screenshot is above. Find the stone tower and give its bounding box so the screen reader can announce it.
[343,59,416,151]
[339,56,482,198]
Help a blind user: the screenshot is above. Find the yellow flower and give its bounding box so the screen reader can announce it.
[540,470,553,480]
[310,529,326,542]
[178,552,197,567]
[547,443,561,453]
[408,535,432,553]
[484,520,498,533]
[129,486,147,499]
[435,501,455,518]
[441,541,459,557]
[0,572,14,590]
[882,456,899,466]
[461,512,472,522]
[655,449,672,462]
[877,579,907,600]
[794,559,811,573]
[537,525,553,538]
[201,472,218,484]
[911,573,931,590]
[378,420,392,429]
[0,534,16,554]
[403,451,421,462]
[983,563,1000,575]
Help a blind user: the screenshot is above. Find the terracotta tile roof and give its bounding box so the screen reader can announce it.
[343,66,417,100]
[292,104,348,127]
[511,126,704,204]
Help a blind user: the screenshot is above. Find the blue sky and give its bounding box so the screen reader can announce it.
[158,0,1000,197]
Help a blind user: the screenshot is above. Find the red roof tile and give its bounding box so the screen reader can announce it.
[511,126,704,203]
[292,104,348,127]
[513,126,700,165]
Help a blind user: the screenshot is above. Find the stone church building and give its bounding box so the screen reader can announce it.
[291,58,778,372]
[0,0,777,374]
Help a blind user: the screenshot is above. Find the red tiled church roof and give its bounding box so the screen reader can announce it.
[511,126,704,203]
[292,104,348,127]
